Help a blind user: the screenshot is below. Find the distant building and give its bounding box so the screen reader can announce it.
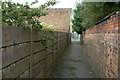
[72,31,79,39]
[38,8,71,32]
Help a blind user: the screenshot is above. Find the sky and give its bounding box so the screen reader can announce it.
[3,0,82,9]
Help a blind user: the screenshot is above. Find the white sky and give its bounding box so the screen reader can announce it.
[3,0,82,9]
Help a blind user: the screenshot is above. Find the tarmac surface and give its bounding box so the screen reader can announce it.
[50,41,98,78]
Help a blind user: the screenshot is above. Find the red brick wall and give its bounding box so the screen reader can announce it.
[83,11,120,78]
[38,8,71,32]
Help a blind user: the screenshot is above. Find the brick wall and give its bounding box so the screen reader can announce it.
[83,11,120,78]
[38,8,71,32]
[1,25,71,78]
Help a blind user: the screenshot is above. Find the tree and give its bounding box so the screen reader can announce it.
[2,0,57,29]
[80,2,120,28]
[2,0,57,48]
[72,2,120,30]
[72,2,86,45]
[72,2,86,34]
[72,1,120,45]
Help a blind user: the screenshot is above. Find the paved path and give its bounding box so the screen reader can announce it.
[71,38,80,42]
[50,41,98,78]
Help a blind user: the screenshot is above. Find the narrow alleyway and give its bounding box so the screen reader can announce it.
[50,40,98,78]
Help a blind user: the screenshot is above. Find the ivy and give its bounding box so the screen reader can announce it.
[41,34,55,48]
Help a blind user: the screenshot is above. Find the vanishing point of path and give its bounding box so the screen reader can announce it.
[50,41,99,78]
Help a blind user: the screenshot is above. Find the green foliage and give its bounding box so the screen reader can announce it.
[2,0,57,48]
[72,2,86,34]
[2,0,57,29]
[40,22,56,31]
[80,2,120,28]
[40,34,55,48]
[72,2,120,33]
